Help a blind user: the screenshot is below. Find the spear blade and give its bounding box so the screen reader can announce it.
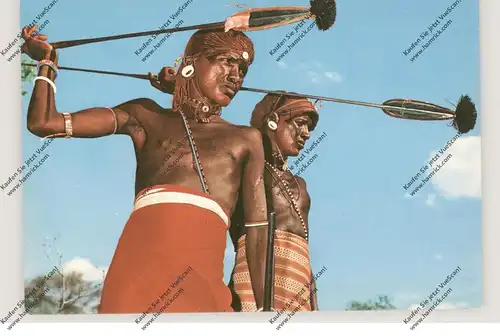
[381,99,455,121]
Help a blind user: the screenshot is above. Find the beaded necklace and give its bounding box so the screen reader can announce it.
[264,161,308,241]
[178,109,211,194]
[183,98,222,123]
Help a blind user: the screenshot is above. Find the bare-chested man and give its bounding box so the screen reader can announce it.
[229,93,320,312]
[22,24,269,313]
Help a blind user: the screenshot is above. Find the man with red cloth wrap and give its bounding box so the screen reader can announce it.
[22,24,269,313]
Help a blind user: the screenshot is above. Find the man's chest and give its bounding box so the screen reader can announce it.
[152,124,248,168]
[267,171,309,206]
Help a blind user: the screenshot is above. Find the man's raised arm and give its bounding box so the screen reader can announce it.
[22,25,145,141]
[241,128,269,311]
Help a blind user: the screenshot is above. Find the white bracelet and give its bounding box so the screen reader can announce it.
[257,307,276,312]
[62,113,73,138]
[33,76,56,94]
[245,221,268,228]
[37,61,58,77]
[107,108,118,134]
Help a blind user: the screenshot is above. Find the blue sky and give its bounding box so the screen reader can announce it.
[20,0,481,311]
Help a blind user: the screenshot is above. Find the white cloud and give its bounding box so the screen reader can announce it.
[433,254,443,261]
[280,60,342,84]
[425,193,436,206]
[312,60,323,69]
[324,71,342,83]
[393,293,422,308]
[430,135,481,198]
[62,258,108,282]
[305,70,343,84]
[306,70,322,84]
[296,62,308,70]
[277,60,288,69]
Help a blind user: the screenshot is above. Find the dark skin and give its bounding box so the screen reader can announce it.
[229,111,319,311]
[148,66,176,94]
[150,71,318,311]
[22,25,268,276]
[151,66,270,311]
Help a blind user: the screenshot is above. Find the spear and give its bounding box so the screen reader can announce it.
[21,62,477,134]
[240,87,477,134]
[47,0,337,50]
[263,212,276,312]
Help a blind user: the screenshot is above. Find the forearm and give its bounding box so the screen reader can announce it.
[312,290,319,310]
[26,65,143,139]
[241,128,270,309]
[245,228,267,309]
[311,289,319,310]
[27,50,61,135]
[310,275,319,310]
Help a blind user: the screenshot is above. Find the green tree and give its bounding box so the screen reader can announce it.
[21,55,35,96]
[23,237,104,314]
[24,270,103,314]
[346,295,396,311]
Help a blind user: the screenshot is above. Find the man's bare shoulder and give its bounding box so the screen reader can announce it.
[114,98,169,115]
[295,175,308,188]
[216,123,262,146]
[293,175,311,202]
[231,125,263,145]
[217,124,263,159]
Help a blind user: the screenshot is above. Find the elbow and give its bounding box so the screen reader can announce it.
[27,122,49,138]
[27,113,60,137]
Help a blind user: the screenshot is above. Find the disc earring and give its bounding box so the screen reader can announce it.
[181,65,195,78]
[267,120,278,131]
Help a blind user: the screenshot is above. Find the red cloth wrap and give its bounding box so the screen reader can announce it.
[99,184,233,313]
